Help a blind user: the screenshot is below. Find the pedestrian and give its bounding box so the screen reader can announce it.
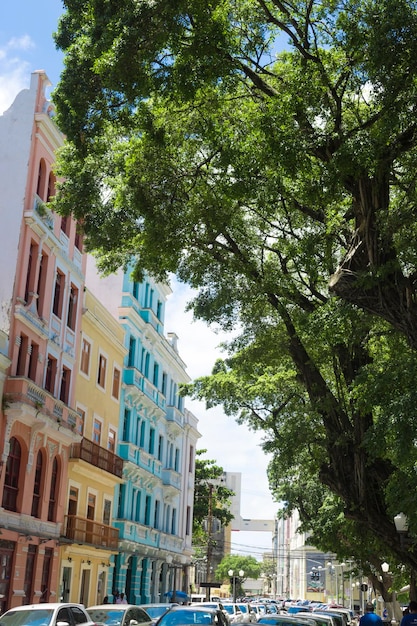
[400,601,417,626]
[103,596,109,604]
[359,602,383,626]
[119,593,127,604]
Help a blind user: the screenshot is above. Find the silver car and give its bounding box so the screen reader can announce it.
[0,603,96,626]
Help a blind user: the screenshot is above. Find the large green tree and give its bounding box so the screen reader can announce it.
[52,0,417,583]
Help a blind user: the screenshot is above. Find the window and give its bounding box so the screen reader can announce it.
[44,355,57,394]
[189,446,194,473]
[171,508,177,535]
[128,337,135,367]
[67,284,78,330]
[16,334,28,377]
[23,544,36,604]
[140,421,146,448]
[52,270,64,318]
[60,366,71,404]
[41,547,53,602]
[80,338,91,375]
[37,252,48,316]
[144,352,150,377]
[108,428,116,453]
[93,418,102,444]
[153,363,159,387]
[2,436,21,511]
[174,448,179,472]
[47,172,56,201]
[28,342,39,382]
[162,372,167,396]
[61,215,70,236]
[133,282,139,300]
[76,408,85,435]
[48,457,59,521]
[112,367,121,399]
[158,436,164,462]
[154,499,160,529]
[97,354,107,388]
[36,159,47,200]
[31,450,43,518]
[75,223,83,251]
[156,301,162,320]
[144,495,151,525]
[24,242,37,304]
[186,506,191,536]
[103,499,111,526]
[149,428,155,455]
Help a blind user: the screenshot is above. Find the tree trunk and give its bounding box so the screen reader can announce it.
[329,174,417,349]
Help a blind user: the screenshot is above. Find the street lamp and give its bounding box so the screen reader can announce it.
[228,569,244,603]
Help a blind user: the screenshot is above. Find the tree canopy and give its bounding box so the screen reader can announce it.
[52,0,417,584]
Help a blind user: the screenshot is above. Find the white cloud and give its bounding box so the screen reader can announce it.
[0,37,35,114]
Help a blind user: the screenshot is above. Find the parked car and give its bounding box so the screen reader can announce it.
[0,603,97,626]
[138,605,178,626]
[155,605,229,626]
[87,604,152,626]
[236,605,258,624]
[257,615,318,626]
[221,604,244,624]
[192,603,231,624]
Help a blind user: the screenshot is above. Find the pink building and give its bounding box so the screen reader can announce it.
[0,71,86,610]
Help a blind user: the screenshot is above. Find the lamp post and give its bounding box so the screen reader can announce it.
[228,569,244,603]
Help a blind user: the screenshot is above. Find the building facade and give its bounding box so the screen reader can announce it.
[0,71,85,611]
[86,261,201,602]
[0,71,200,611]
[59,288,127,605]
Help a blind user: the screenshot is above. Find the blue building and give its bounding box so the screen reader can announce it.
[86,258,200,602]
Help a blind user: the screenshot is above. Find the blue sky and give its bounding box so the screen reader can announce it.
[0,0,64,112]
[0,0,278,558]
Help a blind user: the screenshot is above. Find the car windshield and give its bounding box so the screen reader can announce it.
[87,609,125,625]
[0,610,54,626]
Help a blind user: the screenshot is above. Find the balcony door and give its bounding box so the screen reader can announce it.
[67,487,78,540]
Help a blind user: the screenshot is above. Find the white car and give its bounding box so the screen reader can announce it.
[237,604,258,623]
[87,604,152,626]
[0,603,97,626]
[222,603,244,624]
[192,602,231,624]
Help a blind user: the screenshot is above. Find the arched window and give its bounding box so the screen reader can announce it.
[47,172,56,201]
[31,450,43,517]
[47,457,59,521]
[36,159,47,200]
[2,437,21,511]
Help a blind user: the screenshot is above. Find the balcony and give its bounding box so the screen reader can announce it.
[62,515,119,549]
[166,405,184,428]
[161,468,181,490]
[70,438,123,478]
[4,377,82,433]
[123,368,165,412]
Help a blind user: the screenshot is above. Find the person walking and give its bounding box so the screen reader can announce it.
[360,602,383,626]
[400,602,417,626]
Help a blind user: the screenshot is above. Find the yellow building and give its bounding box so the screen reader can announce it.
[58,287,127,605]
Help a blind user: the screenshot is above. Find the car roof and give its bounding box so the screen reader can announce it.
[166,606,219,612]
[6,604,85,611]
[88,605,144,610]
